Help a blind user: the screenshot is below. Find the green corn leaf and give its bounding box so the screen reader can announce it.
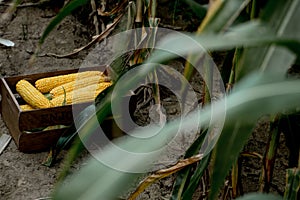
[284,168,300,200]
[170,167,191,200]
[147,22,300,66]
[181,154,211,199]
[208,119,257,200]
[53,72,300,199]
[198,0,251,33]
[52,22,300,199]
[236,0,300,80]
[183,0,250,86]
[171,130,208,199]
[207,1,300,197]
[207,72,299,200]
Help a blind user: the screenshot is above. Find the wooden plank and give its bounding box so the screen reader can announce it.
[0,78,21,147]
[19,106,73,131]
[18,128,68,152]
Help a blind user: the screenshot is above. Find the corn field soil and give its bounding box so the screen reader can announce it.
[0,2,291,200]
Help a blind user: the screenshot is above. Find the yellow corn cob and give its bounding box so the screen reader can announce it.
[49,75,111,98]
[20,104,35,111]
[16,80,52,109]
[35,71,102,93]
[50,82,112,107]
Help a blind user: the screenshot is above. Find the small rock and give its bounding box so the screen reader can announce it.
[17,177,26,186]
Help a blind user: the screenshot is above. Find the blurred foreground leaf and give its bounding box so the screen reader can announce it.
[236,0,300,79]
[143,23,300,76]
[52,15,300,199]
[235,193,282,200]
[53,72,300,200]
[208,1,300,198]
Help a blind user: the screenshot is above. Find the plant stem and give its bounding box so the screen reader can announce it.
[259,115,280,192]
[250,0,259,19]
[231,160,239,198]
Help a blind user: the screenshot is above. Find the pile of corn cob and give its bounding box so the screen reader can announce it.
[16,71,112,111]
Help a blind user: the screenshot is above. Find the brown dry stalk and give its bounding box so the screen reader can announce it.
[97,0,128,16]
[91,0,100,35]
[197,0,223,33]
[135,0,143,23]
[128,154,204,200]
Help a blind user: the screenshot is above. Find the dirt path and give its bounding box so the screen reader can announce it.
[0,6,92,200]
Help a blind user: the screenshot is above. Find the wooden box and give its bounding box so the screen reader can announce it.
[0,66,110,152]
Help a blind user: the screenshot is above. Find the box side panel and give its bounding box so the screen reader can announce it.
[0,78,22,147]
[18,128,68,152]
[19,106,74,131]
